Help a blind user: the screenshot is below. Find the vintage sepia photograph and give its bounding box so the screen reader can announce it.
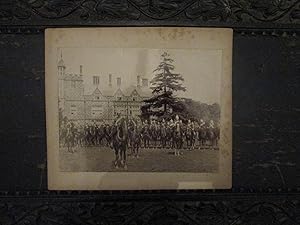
[46,28,232,190]
[58,48,222,173]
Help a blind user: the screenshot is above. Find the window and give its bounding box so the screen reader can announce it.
[91,105,103,117]
[133,98,135,101]
[71,80,76,88]
[70,105,77,116]
[118,97,122,101]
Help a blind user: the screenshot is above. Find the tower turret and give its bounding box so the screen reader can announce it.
[58,51,66,77]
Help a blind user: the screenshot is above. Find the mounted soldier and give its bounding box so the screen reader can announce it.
[141,120,150,148]
[160,119,167,148]
[207,120,217,148]
[65,122,75,153]
[173,115,183,156]
[186,119,196,150]
[128,118,142,158]
[198,119,207,147]
[111,116,129,169]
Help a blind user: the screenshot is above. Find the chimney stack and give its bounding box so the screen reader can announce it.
[142,78,148,87]
[93,76,100,86]
[80,65,83,75]
[137,75,141,87]
[109,74,112,87]
[117,77,121,87]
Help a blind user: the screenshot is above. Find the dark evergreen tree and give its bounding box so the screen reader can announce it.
[141,52,186,120]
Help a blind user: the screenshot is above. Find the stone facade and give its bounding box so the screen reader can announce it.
[58,56,151,124]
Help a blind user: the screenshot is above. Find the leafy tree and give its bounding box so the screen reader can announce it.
[141,52,186,119]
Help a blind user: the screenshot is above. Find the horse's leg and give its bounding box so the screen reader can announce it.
[193,138,196,149]
[114,148,119,168]
[179,140,183,155]
[136,143,139,158]
[191,135,194,150]
[67,141,72,153]
[132,141,136,157]
[133,143,136,157]
[123,146,127,169]
[69,144,73,153]
[71,142,74,153]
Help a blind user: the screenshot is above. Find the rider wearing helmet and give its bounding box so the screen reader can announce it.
[208,120,215,129]
[199,119,206,128]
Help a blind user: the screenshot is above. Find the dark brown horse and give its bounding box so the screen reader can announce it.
[128,120,142,158]
[198,127,207,147]
[111,118,128,169]
[173,123,183,156]
[207,127,220,148]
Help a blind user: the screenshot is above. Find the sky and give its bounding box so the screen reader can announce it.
[58,47,222,104]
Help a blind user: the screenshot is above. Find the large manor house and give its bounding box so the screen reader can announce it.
[58,55,152,123]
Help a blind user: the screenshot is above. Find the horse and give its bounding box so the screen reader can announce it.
[173,123,183,156]
[65,126,76,153]
[95,124,105,146]
[141,125,150,148]
[111,118,129,169]
[165,125,173,148]
[103,124,112,147]
[85,126,93,147]
[186,127,197,150]
[207,127,219,149]
[128,121,142,158]
[59,125,67,148]
[160,125,167,148]
[198,127,207,148]
[150,124,158,148]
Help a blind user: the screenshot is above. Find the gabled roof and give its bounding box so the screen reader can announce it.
[123,85,152,98]
[114,88,124,97]
[92,87,102,96]
[83,85,152,99]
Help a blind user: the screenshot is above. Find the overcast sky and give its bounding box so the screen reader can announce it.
[58,47,222,104]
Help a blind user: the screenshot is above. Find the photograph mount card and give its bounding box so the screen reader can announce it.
[45,27,232,190]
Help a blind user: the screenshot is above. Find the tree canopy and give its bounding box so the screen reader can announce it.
[141,52,186,120]
[141,51,220,122]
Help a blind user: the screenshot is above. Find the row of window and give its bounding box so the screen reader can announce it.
[114,110,141,116]
[69,104,141,116]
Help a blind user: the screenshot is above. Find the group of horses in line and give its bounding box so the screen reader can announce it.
[60,118,220,169]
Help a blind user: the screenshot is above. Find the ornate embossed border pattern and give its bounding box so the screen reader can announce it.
[0,0,299,26]
[0,1,299,224]
[0,193,299,225]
